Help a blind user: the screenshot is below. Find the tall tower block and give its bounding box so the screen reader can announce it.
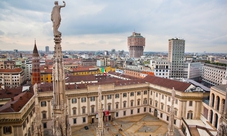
[168,38,185,79]
[128,32,145,58]
[32,40,40,85]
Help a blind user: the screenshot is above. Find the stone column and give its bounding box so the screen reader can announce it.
[78,98,81,115]
[48,100,51,119]
[104,95,107,110]
[68,98,71,116]
[134,91,136,107]
[112,94,114,110]
[96,96,98,112]
[87,97,90,114]
[120,93,122,109]
[127,92,130,108]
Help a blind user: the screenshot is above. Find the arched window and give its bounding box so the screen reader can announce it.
[216,96,220,111]
[82,106,86,114]
[123,101,127,108]
[107,103,111,111]
[72,107,77,115]
[42,111,47,119]
[211,93,215,107]
[187,111,193,119]
[143,98,147,105]
[91,105,95,113]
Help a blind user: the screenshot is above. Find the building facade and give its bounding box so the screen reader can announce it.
[202,63,227,86]
[150,59,170,78]
[168,38,185,79]
[0,68,25,88]
[128,32,145,58]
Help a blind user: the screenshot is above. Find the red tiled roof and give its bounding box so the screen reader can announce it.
[66,75,97,82]
[0,91,34,112]
[143,75,191,92]
[0,68,22,73]
[0,86,24,99]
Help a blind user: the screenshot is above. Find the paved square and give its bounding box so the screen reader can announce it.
[72,113,182,136]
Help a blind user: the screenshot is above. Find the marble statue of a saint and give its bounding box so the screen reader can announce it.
[51,1,66,36]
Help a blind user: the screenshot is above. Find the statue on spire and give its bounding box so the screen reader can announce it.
[51,1,66,37]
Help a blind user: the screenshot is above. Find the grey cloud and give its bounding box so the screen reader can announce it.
[0,30,4,35]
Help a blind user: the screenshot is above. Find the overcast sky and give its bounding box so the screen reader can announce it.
[0,0,226,53]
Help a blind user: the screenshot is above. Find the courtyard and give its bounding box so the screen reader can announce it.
[71,113,182,136]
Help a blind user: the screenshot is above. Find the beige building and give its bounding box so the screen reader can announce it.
[0,68,25,88]
[2,73,226,136]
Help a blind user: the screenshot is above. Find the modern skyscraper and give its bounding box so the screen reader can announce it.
[168,38,185,79]
[45,46,49,53]
[32,40,40,85]
[128,32,145,58]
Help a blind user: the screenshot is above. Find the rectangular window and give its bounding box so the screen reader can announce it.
[115,94,119,98]
[175,99,178,104]
[41,101,46,107]
[123,111,126,116]
[90,97,95,101]
[83,117,86,123]
[107,95,112,99]
[162,94,164,99]
[168,97,171,102]
[150,91,152,95]
[72,98,77,103]
[123,93,127,97]
[137,108,140,113]
[131,110,133,115]
[130,92,134,96]
[73,118,77,124]
[144,90,147,94]
[137,100,140,106]
[167,116,169,121]
[81,97,86,102]
[3,126,12,134]
[174,119,176,125]
[43,123,47,128]
[160,113,163,118]
[116,112,118,117]
[156,93,158,97]
[144,107,146,112]
[137,92,141,95]
[189,101,193,106]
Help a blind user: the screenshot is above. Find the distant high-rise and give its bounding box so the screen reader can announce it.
[32,40,40,85]
[45,46,49,53]
[128,32,145,58]
[168,38,185,79]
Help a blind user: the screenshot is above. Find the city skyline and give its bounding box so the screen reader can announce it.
[0,0,227,53]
